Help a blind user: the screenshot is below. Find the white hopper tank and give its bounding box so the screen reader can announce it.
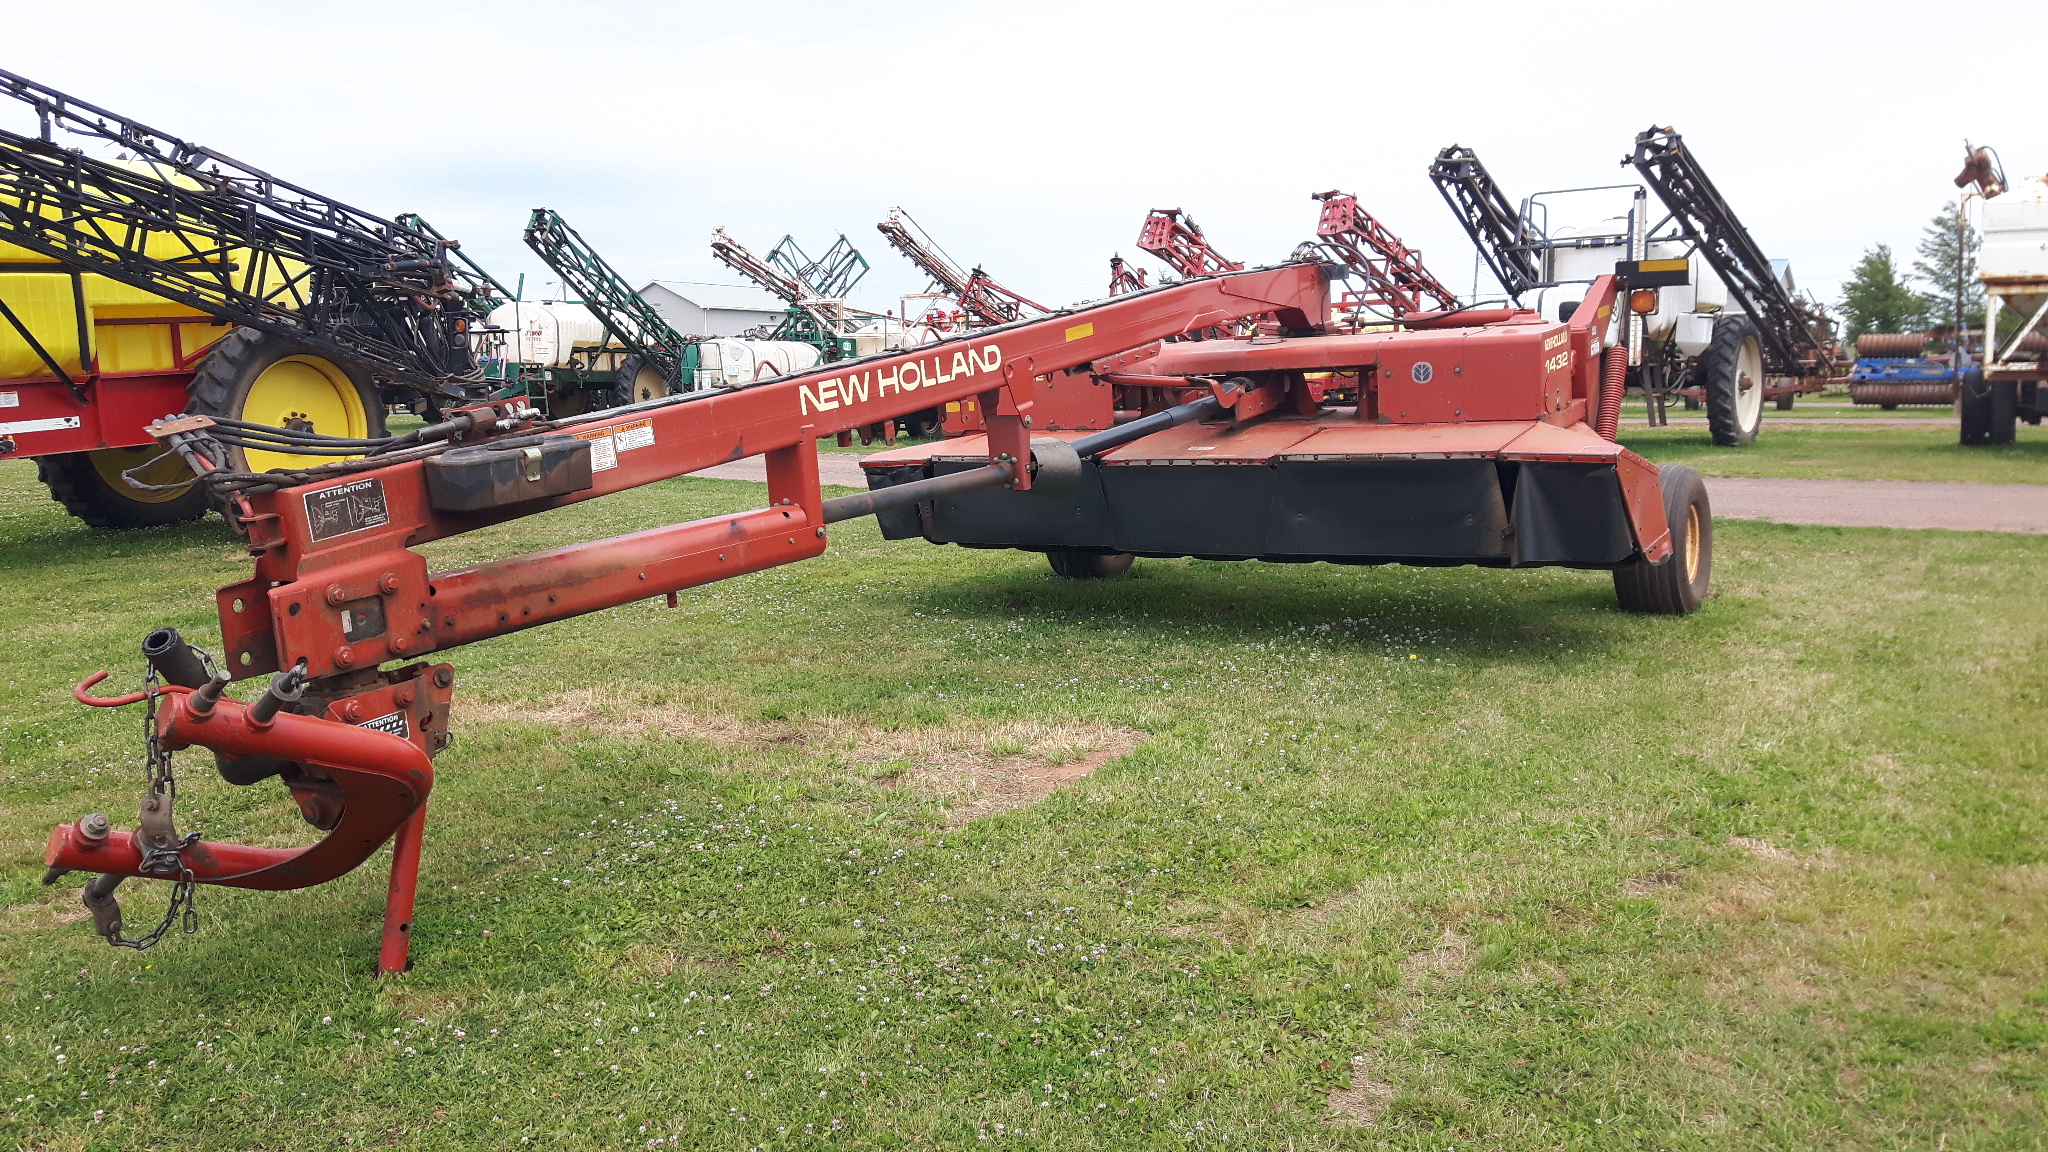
[1981,176,2048,284]
[482,300,621,369]
[694,339,823,387]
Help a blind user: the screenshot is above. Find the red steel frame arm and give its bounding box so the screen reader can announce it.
[1137,209,1242,279]
[45,687,434,889]
[1314,192,1460,316]
[218,265,1328,682]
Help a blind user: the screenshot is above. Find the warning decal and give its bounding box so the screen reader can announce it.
[572,427,619,472]
[612,419,656,452]
[359,711,410,739]
[304,478,390,542]
[571,419,653,470]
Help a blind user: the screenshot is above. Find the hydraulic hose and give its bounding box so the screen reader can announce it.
[1596,345,1627,442]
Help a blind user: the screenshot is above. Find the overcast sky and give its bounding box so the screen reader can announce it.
[10,0,2045,318]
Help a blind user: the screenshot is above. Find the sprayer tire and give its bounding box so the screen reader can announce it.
[36,449,210,529]
[613,354,670,408]
[1046,550,1134,579]
[1701,316,1765,446]
[1612,464,1711,615]
[187,328,384,476]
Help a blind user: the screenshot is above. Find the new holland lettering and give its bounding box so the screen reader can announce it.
[801,344,1004,415]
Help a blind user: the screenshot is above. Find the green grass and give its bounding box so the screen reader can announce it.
[1620,422,2048,484]
[1619,399,1954,420]
[2,458,2046,1150]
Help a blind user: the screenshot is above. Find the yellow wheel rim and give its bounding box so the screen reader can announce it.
[86,446,194,505]
[239,355,368,473]
[1683,504,1702,585]
[624,364,665,404]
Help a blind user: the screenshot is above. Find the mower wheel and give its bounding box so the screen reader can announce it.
[1959,369,2016,445]
[1775,393,1796,411]
[1612,464,1711,615]
[37,447,209,529]
[613,354,670,408]
[1700,316,1765,446]
[1046,550,1133,579]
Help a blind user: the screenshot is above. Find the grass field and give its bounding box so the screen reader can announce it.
[1619,422,2048,484]
[2,446,2045,1150]
[1619,399,1955,421]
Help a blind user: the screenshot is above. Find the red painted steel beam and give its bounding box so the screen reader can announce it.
[45,687,432,890]
[213,265,1327,682]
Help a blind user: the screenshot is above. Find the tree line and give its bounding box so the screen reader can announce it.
[1839,203,1978,339]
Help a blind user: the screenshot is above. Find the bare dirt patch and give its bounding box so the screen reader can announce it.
[1729,836,1799,863]
[617,945,735,979]
[1621,870,1687,897]
[467,689,1143,824]
[1327,1058,1396,1126]
[1400,927,1471,984]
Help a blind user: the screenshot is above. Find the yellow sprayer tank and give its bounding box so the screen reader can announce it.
[0,160,271,378]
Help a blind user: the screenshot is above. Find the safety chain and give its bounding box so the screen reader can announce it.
[100,660,201,950]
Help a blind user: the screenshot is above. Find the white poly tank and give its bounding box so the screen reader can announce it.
[1981,176,2048,284]
[698,339,823,386]
[482,300,621,368]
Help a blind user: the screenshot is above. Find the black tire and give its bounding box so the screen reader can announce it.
[187,329,384,474]
[36,447,209,529]
[1775,393,1796,411]
[1681,395,1701,410]
[902,408,943,439]
[1612,464,1712,615]
[1700,316,1765,446]
[613,354,669,408]
[1880,403,1899,411]
[1959,369,2017,445]
[1992,381,2018,443]
[1046,550,1134,579]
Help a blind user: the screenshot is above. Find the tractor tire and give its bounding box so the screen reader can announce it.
[1046,550,1133,579]
[1959,369,2016,445]
[36,447,209,529]
[187,329,383,474]
[1700,315,1765,446]
[1775,392,1796,411]
[1612,464,1712,615]
[613,354,669,409]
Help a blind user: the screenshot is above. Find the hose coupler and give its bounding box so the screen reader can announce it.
[186,672,233,717]
[246,662,307,727]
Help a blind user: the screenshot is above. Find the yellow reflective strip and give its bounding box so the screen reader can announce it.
[1064,322,1095,342]
[1640,258,1688,272]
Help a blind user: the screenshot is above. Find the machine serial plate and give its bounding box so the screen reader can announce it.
[304,479,391,542]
